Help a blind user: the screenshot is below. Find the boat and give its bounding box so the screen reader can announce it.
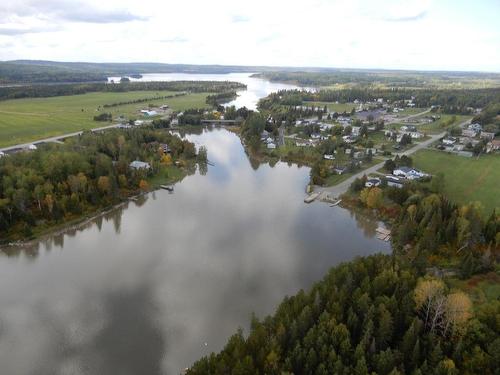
[160,185,174,192]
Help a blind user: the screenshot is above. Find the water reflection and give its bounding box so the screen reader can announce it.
[0,129,389,374]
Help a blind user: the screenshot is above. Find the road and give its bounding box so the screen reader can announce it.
[0,123,123,153]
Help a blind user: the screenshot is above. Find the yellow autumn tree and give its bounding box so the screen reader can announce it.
[445,292,472,334]
[97,176,111,194]
[161,154,173,166]
[139,179,149,192]
[366,187,383,209]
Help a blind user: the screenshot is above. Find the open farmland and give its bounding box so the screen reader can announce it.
[0,91,211,147]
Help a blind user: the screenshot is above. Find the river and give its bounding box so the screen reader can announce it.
[0,128,390,374]
[107,72,307,110]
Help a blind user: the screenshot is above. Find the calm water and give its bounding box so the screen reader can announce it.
[107,72,306,110]
[0,129,389,374]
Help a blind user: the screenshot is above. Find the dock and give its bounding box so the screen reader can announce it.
[304,192,320,203]
[376,227,391,241]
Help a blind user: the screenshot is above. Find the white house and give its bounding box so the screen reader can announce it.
[393,166,425,180]
[267,142,276,149]
[323,154,335,160]
[385,175,403,188]
[442,137,456,146]
[129,160,151,170]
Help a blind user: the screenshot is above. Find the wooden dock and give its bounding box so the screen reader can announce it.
[304,192,320,203]
[376,227,391,241]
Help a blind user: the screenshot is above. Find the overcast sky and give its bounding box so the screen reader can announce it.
[0,0,499,72]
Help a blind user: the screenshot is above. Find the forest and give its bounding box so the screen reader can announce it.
[188,254,499,374]
[0,80,246,101]
[0,128,199,242]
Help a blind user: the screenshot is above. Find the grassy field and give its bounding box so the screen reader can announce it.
[303,101,357,113]
[0,91,211,147]
[413,149,500,214]
[389,114,472,134]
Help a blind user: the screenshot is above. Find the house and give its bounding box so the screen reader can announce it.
[385,175,403,188]
[129,160,151,170]
[486,139,500,153]
[260,130,270,140]
[393,166,425,180]
[345,148,352,155]
[400,125,417,132]
[365,177,381,187]
[134,120,145,126]
[160,105,169,110]
[267,142,276,149]
[480,131,495,141]
[468,123,482,132]
[323,154,335,160]
[161,144,171,153]
[442,137,456,146]
[170,118,179,126]
[333,166,348,175]
[140,109,158,116]
[353,151,365,159]
[296,140,309,147]
[462,129,477,138]
[265,137,274,144]
[342,135,357,144]
[351,126,361,136]
[311,133,321,139]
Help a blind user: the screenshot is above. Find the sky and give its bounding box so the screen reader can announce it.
[0,0,499,72]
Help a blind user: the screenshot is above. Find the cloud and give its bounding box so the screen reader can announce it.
[0,25,61,35]
[231,14,250,23]
[0,0,147,24]
[383,10,428,22]
[158,37,189,44]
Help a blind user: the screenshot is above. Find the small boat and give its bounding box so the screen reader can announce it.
[160,185,174,192]
[304,192,320,203]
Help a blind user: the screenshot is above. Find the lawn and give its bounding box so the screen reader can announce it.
[412,149,500,214]
[0,91,212,147]
[389,114,472,134]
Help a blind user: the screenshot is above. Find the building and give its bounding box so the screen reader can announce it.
[468,123,482,132]
[140,109,158,116]
[442,137,456,146]
[365,178,381,188]
[480,131,495,141]
[28,144,37,150]
[323,154,335,160]
[486,139,500,153]
[267,142,276,149]
[134,120,145,126]
[385,175,403,188]
[393,166,425,180]
[161,144,171,153]
[400,125,417,132]
[333,166,348,175]
[129,160,151,170]
[462,129,477,138]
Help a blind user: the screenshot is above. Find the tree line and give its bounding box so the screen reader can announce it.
[0,81,246,101]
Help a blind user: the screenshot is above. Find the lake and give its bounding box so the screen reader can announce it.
[107,72,307,110]
[0,128,390,374]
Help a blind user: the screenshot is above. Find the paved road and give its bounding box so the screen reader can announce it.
[0,123,122,153]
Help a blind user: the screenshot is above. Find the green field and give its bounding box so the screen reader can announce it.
[303,101,357,113]
[0,91,211,147]
[413,150,500,214]
[390,114,472,134]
